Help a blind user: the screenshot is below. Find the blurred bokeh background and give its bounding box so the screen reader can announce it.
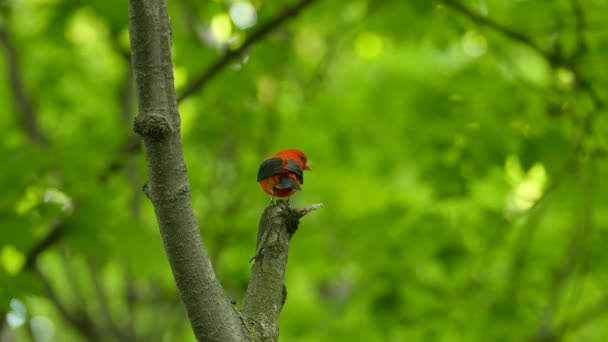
[2,0,608,341]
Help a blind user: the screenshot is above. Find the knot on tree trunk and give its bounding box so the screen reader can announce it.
[133,113,172,138]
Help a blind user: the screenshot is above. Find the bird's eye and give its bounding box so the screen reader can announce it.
[300,153,306,162]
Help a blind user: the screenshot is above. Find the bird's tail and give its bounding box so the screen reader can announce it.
[276,175,301,190]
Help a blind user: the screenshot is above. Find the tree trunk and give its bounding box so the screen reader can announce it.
[127,1,247,341]
[128,1,321,341]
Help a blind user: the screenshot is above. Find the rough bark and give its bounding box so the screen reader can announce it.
[243,201,322,341]
[127,1,248,341]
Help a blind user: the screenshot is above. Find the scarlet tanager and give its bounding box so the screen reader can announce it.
[257,149,311,205]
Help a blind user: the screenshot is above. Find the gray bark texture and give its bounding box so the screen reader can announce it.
[127,1,247,341]
[243,202,304,341]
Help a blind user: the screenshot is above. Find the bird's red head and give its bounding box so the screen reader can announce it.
[274,149,311,170]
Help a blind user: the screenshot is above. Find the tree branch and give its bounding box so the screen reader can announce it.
[97,133,142,182]
[555,295,608,337]
[569,0,587,60]
[565,0,604,110]
[503,142,580,297]
[16,31,139,268]
[176,0,318,102]
[176,0,209,47]
[0,28,49,146]
[96,30,143,186]
[24,221,64,270]
[242,201,322,341]
[33,266,100,341]
[87,259,130,342]
[127,1,247,341]
[441,0,603,109]
[535,159,594,340]
[24,134,141,272]
[441,0,551,60]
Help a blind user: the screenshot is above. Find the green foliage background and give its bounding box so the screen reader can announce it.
[1,0,608,341]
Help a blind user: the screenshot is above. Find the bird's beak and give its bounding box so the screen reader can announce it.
[304,160,312,170]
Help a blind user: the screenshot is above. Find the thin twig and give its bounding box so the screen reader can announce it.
[555,296,608,336]
[297,202,324,216]
[123,272,138,341]
[176,0,208,47]
[24,221,64,270]
[499,141,579,297]
[98,32,141,184]
[566,0,603,110]
[19,31,140,269]
[59,248,88,312]
[0,28,49,145]
[576,74,603,110]
[34,266,100,341]
[535,155,594,340]
[177,0,319,102]
[97,134,142,182]
[87,260,129,342]
[441,0,551,60]
[569,0,587,60]
[442,0,603,110]
[445,0,603,299]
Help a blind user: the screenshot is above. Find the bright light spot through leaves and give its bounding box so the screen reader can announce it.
[211,13,232,44]
[15,185,42,215]
[230,2,257,29]
[512,47,550,87]
[65,8,107,49]
[256,75,278,106]
[31,316,56,342]
[342,0,367,23]
[43,188,73,213]
[505,154,524,185]
[1,245,25,275]
[173,66,187,90]
[504,155,548,214]
[7,299,27,328]
[461,30,487,58]
[295,28,326,66]
[556,67,575,90]
[355,32,384,60]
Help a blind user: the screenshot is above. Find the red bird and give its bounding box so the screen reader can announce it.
[257,149,311,205]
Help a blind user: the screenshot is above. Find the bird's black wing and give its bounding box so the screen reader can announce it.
[257,157,284,181]
[276,175,301,190]
[285,158,304,184]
